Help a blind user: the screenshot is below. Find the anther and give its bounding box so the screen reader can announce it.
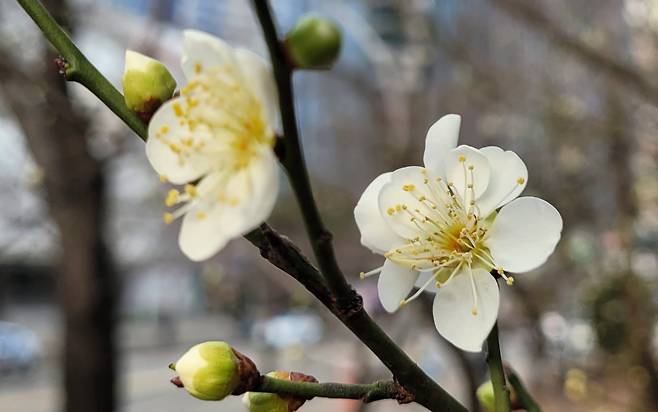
[458,155,466,162]
[163,213,174,225]
[402,184,415,192]
[516,177,526,185]
[359,266,383,279]
[165,189,179,207]
[185,184,197,197]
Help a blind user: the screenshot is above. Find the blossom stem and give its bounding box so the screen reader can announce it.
[486,322,512,411]
[15,0,147,139]
[256,375,411,403]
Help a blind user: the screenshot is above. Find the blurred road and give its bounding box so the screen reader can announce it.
[0,308,431,412]
[0,344,426,412]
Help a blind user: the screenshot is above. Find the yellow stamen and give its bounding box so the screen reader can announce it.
[185,184,197,197]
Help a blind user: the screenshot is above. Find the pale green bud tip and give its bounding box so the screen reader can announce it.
[476,381,496,412]
[171,341,240,401]
[122,50,176,117]
[285,14,341,69]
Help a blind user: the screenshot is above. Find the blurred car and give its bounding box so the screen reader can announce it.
[0,321,40,374]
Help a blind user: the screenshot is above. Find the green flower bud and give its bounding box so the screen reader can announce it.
[122,50,176,121]
[476,381,496,412]
[284,14,341,69]
[170,341,240,401]
[242,372,289,412]
[242,371,317,412]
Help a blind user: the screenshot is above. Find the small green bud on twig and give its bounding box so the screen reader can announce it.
[169,341,260,401]
[477,381,496,412]
[243,371,318,412]
[284,14,341,70]
[122,50,176,122]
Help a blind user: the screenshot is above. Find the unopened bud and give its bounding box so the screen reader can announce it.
[284,15,341,69]
[476,381,495,412]
[122,50,176,121]
[243,371,317,412]
[169,341,259,401]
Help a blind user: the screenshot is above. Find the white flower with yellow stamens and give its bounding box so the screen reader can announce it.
[146,30,280,261]
[354,114,562,352]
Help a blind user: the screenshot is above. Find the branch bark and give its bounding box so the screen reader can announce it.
[255,376,412,404]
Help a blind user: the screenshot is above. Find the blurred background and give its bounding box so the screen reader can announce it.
[1,0,657,411]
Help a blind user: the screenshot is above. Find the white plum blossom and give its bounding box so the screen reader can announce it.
[354,114,563,352]
[146,30,280,261]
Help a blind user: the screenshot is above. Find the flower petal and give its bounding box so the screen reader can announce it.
[146,98,214,184]
[377,166,432,239]
[355,173,405,254]
[242,147,280,225]
[415,271,439,294]
[423,114,461,177]
[475,146,528,218]
[487,197,563,273]
[433,268,499,352]
[182,30,237,80]
[178,149,279,261]
[233,48,280,132]
[178,196,246,262]
[377,259,419,313]
[445,145,491,201]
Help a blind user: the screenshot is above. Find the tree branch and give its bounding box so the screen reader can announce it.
[16,1,467,410]
[489,0,658,105]
[486,323,511,412]
[16,0,147,138]
[245,224,466,411]
[255,376,412,404]
[250,0,356,307]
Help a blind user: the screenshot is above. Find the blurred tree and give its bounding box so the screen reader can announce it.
[0,0,117,411]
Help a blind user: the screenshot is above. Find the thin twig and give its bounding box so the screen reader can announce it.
[250,0,356,307]
[486,323,511,411]
[16,0,147,138]
[255,376,411,404]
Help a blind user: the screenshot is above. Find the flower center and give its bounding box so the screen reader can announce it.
[361,162,513,314]
[154,63,274,172]
[156,63,275,225]
[384,168,496,276]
